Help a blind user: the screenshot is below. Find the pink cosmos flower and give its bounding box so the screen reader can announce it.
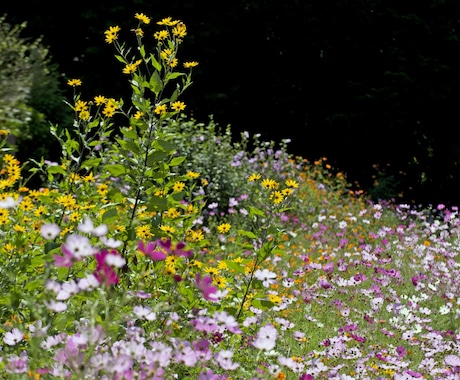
[195,273,218,302]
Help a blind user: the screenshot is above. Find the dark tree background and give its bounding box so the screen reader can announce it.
[3,0,460,206]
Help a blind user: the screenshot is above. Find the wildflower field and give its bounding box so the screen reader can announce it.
[1,12,459,380]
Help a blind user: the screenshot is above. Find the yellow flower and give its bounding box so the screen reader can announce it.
[97,183,109,196]
[270,191,284,204]
[13,224,25,232]
[154,104,167,115]
[213,275,227,288]
[157,17,179,26]
[19,197,34,211]
[188,229,204,242]
[134,111,144,120]
[33,205,47,217]
[136,225,153,239]
[261,178,279,189]
[281,188,294,196]
[268,293,282,305]
[217,223,231,234]
[83,172,95,182]
[248,173,261,181]
[94,95,107,106]
[67,79,82,87]
[172,23,187,38]
[171,101,186,112]
[183,61,199,68]
[165,207,181,219]
[79,110,90,121]
[75,100,88,112]
[185,171,200,179]
[104,25,120,44]
[123,59,143,74]
[56,194,77,209]
[135,13,151,24]
[165,255,179,268]
[168,58,178,68]
[69,212,81,222]
[154,30,169,41]
[204,266,219,276]
[217,261,228,270]
[173,181,185,192]
[285,179,299,188]
[159,225,176,234]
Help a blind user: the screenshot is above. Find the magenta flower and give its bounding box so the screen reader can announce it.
[156,239,193,258]
[195,273,218,302]
[93,249,120,286]
[138,240,166,261]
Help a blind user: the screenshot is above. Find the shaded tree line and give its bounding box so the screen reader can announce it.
[2,0,460,206]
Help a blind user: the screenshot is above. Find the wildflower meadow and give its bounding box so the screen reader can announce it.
[1,12,460,380]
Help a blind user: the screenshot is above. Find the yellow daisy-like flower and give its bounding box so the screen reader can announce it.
[159,225,176,234]
[56,194,77,209]
[154,104,167,115]
[168,58,178,68]
[97,183,109,196]
[173,181,185,192]
[204,266,219,276]
[69,212,81,222]
[188,229,204,242]
[184,61,199,68]
[261,178,279,189]
[104,25,120,44]
[74,100,87,112]
[217,261,228,270]
[67,79,82,87]
[217,223,231,234]
[33,205,47,217]
[79,110,90,121]
[270,191,284,204]
[268,293,282,305]
[83,172,95,182]
[281,188,294,196]
[165,207,181,219]
[94,95,107,106]
[213,275,227,288]
[123,59,143,74]
[165,255,179,267]
[185,171,200,179]
[0,129,10,137]
[285,179,299,188]
[154,30,169,41]
[134,111,144,120]
[248,173,261,181]
[171,101,186,112]
[136,225,153,239]
[157,17,179,26]
[19,197,34,211]
[172,23,187,38]
[135,13,151,24]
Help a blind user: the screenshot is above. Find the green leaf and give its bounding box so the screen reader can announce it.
[106,164,126,176]
[149,71,163,96]
[47,165,66,175]
[169,156,185,166]
[81,158,102,169]
[149,53,162,71]
[249,206,265,216]
[145,196,168,212]
[238,229,258,239]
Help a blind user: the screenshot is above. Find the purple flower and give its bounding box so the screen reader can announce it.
[138,240,167,261]
[94,249,120,286]
[252,324,278,350]
[3,328,24,346]
[196,273,218,302]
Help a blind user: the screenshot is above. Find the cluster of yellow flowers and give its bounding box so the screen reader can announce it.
[0,154,21,190]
